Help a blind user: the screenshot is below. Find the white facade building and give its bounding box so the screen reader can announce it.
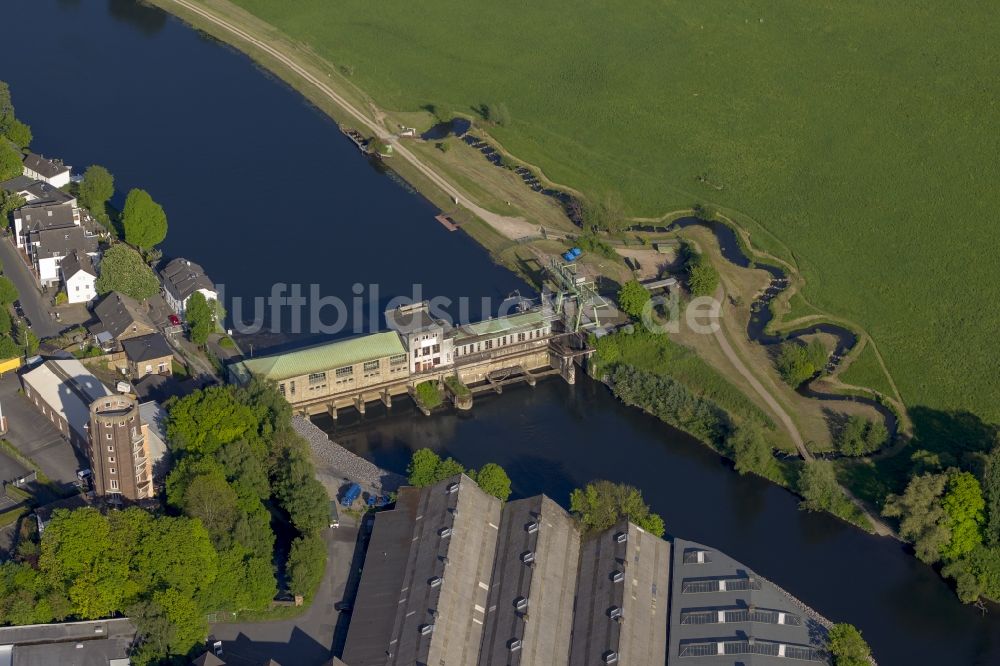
[61,251,98,304]
[21,152,71,188]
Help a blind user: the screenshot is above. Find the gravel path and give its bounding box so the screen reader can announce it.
[292,416,404,493]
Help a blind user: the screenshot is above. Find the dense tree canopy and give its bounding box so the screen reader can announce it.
[682,245,719,297]
[0,276,18,305]
[826,623,872,666]
[95,244,160,300]
[883,472,951,563]
[0,507,223,663]
[983,444,1000,548]
[5,120,30,149]
[940,472,985,561]
[569,480,665,537]
[79,165,114,218]
[405,449,512,501]
[726,423,780,481]
[836,415,889,456]
[287,534,326,599]
[775,339,827,387]
[617,279,650,319]
[473,463,512,502]
[185,291,214,346]
[122,188,168,250]
[0,141,21,182]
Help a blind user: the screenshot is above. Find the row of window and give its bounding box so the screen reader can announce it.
[456,327,547,357]
[414,344,440,358]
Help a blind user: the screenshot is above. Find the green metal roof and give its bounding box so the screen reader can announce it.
[453,310,547,341]
[234,331,406,381]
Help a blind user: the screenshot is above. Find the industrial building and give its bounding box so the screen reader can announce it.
[341,477,831,666]
[340,474,502,666]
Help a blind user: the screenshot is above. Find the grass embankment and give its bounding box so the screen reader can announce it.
[591,328,774,434]
[443,375,471,400]
[220,0,1000,430]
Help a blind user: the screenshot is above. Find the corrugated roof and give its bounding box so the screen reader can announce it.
[21,360,113,441]
[453,310,547,341]
[236,331,406,381]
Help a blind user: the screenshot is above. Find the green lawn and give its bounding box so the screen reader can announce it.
[839,342,895,398]
[229,0,1000,425]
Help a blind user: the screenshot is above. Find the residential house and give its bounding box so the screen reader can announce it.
[30,224,100,289]
[159,257,216,315]
[61,250,98,303]
[0,174,76,208]
[94,292,158,346]
[21,151,71,188]
[12,203,80,250]
[120,332,173,378]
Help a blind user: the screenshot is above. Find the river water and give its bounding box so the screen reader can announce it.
[1,2,997,664]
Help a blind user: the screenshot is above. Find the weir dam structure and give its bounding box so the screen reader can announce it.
[229,275,607,418]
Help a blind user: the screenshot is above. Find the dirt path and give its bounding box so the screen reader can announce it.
[713,289,896,537]
[163,0,537,241]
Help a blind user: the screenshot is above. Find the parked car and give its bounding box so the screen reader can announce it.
[168,314,181,327]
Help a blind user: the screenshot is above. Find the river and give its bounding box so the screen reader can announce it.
[2,2,998,664]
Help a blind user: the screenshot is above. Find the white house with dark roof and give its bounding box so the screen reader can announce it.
[0,175,76,207]
[159,257,216,315]
[21,151,71,188]
[60,250,97,304]
[12,203,102,290]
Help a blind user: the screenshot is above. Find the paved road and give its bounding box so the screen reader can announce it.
[0,235,61,338]
[208,521,364,666]
[0,373,86,485]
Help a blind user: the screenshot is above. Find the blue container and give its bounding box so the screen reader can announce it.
[562,252,575,262]
[341,482,362,507]
[570,247,582,257]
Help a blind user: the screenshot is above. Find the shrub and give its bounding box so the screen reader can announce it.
[617,280,650,319]
[414,380,443,410]
[570,480,665,537]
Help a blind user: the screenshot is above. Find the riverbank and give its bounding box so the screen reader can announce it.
[146,0,909,533]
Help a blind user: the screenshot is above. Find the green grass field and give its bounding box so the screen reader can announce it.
[839,342,896,399]
[229,0,1000,425]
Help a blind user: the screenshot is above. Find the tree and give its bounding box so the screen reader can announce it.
[5,119,31,149]
[0,276,18,305]
[883,472,951,563]
[836,415,889,456]
[166,385,258,456]
[798,460,842,513]
[273,442,330,534]
[94,244,160,300]
[0,141,21,183]
[617,280,650,319]
[569,480,665,537]
[182,473,239,544]
[79,165,114,217]
[826,623,872,666]
[727,423,780,479]
[684,248,719,297]
[0,83,14,137]
[775,341,820,387]
[0,191,26,220]
[0,308,10,337]
[406,448,466,487]
[0,335,20,360]
[940,472,985,561]
[121,188,168,250]
[983,444,1000,547]
[287,534,326,598]
[186,291,214,345]
[942,544,1000,603]
[474,463,512,501]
